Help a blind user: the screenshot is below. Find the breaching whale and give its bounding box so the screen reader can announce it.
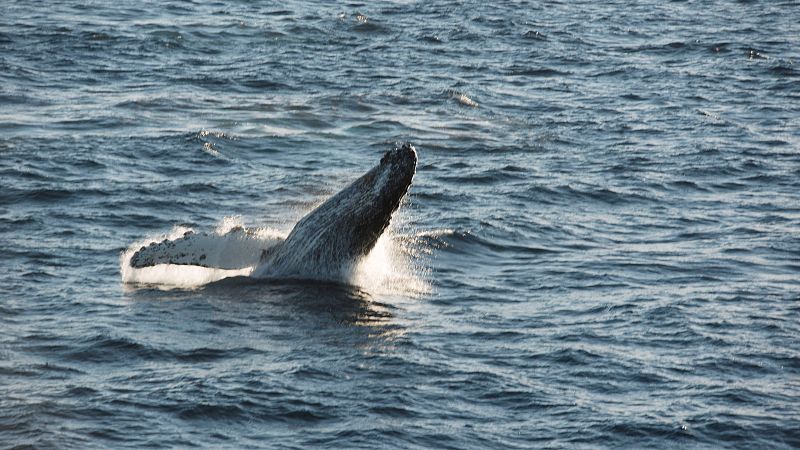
[128,143,417,281]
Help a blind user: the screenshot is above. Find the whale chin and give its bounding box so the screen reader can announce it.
[128,143,418,283]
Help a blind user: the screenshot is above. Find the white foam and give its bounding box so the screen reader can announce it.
[352,231,431,297]
[121,217,430,296]
[349,205,431,296]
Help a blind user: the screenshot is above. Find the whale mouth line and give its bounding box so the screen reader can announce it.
[124,143,418,287]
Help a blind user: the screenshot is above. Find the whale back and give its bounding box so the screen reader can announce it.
[254,144,417,280]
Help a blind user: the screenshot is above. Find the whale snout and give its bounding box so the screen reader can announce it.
[381,143,417,168]
[399,142,417,164]
[380,144,417,189]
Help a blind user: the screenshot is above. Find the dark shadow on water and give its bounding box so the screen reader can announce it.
[121,276,401,342]
[208,276,397,326]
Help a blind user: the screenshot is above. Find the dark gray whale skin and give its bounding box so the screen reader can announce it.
[254,143,417,279]
[129,143,417,281]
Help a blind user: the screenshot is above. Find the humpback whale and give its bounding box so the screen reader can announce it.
[128,143,417,281]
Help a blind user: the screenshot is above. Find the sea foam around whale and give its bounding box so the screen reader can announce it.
[120,215,430,296]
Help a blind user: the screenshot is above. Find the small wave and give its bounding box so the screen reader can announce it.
[435,168,526,185]
[62,333,259,364]
[768,64,799,78]
[618,40,706,56]
[477,388,559,411]
[522,30,547,40]
[510,184,645,207]
[237,79,292,90]
[550,347,603,365]
[0,362,85,378]
[352,21,389,34]
[0,186,114,206]
[422,228,556,258]
[505,66,569,77]
[0,93,51,106]
[177,403,249,422]
[418,34,444,44]
[64,334,163,363]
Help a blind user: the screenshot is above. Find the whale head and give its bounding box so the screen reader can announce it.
[368,143,418,228]
[257,143,417,279]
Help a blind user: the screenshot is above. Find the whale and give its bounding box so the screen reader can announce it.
[128,143,417,281]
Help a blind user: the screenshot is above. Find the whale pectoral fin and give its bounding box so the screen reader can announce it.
[129,230,266,270]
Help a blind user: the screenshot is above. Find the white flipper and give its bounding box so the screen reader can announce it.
[129,227,281,270]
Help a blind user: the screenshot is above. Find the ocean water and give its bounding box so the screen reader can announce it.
[2,0,799,448]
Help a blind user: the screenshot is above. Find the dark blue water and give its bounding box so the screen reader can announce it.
[2,1,799,448]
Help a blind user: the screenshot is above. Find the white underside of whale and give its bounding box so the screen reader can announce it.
[130,227,277,270]
[120,223,284,288]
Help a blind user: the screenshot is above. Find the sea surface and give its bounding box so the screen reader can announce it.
[2,0,799,448]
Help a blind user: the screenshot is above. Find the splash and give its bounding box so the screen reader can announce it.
[352,217,431,296]
[120,217,430,295]
[352,234,431,296]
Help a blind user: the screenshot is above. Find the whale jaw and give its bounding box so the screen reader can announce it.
[254,143,417,280]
